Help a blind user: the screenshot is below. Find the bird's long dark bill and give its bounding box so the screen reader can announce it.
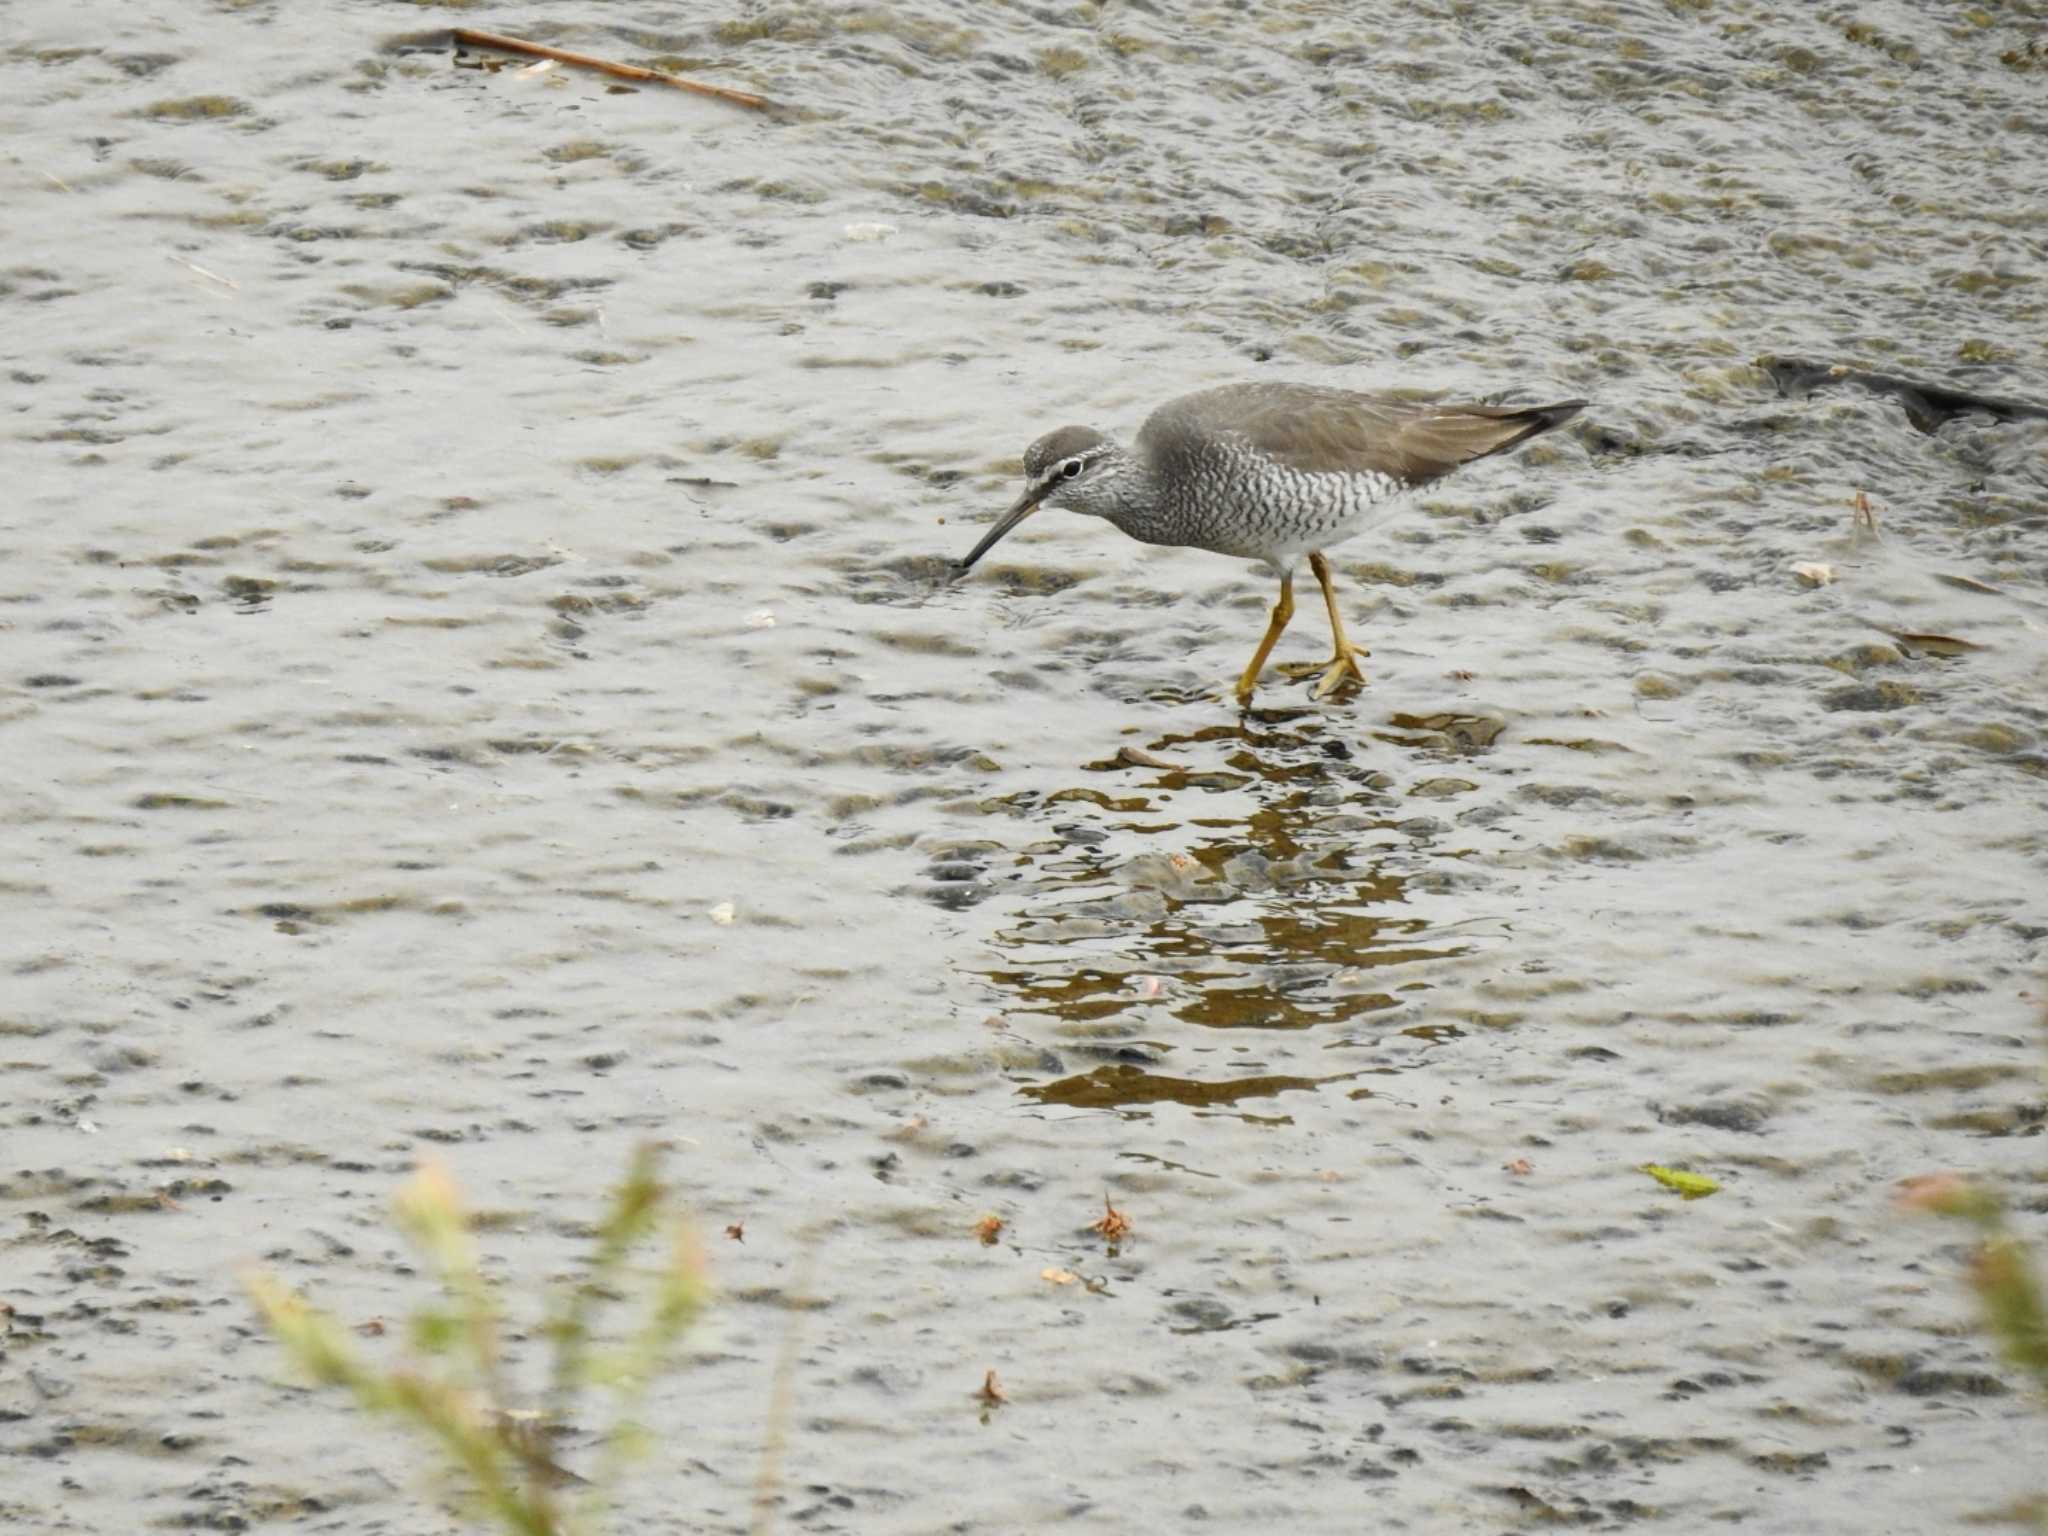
[952,488,1043,573]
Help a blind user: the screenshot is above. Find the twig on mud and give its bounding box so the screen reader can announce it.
[451,28,772,112]
[169,254,239,291]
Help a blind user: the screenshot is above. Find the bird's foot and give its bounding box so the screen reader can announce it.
[1311,644,1370,699]
[1230,658,1273,709]
[1277,643,1370,687]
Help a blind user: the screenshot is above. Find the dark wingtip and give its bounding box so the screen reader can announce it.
[1472,398,1586,464]
[1515,399,1588,443]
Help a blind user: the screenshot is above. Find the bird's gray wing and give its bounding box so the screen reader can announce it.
[1150,384,1583,486]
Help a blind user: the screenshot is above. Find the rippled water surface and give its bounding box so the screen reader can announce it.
[6,1,2046,1531]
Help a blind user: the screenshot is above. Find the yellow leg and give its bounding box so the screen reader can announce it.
[1233,572,1295,707]
[1308,551,1369,698]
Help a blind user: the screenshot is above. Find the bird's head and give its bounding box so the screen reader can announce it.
[953,426,1122,572]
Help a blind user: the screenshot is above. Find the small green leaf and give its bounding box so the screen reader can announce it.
[1643,1164,1720,1200]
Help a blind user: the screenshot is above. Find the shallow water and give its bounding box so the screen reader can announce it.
[5,1,2046,1531]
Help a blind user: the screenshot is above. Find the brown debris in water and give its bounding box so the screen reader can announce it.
[973,1214,1004,1246]
[1090,1195,1132,1244]
[450,27,772,111]
[1936,572,2003,596]
[1081,743,1189,772]
[1115,744,1184,770]
[976,1369,1007,1406]
[1870,626,1986,659]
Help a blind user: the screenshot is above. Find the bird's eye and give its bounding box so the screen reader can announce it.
[1060,459,1084,479]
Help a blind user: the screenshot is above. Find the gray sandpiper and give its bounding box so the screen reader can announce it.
[953,381,1586,706]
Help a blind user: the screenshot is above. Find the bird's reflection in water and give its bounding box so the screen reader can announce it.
[1019,1061,1364,1120]
[964,711,1503,1116]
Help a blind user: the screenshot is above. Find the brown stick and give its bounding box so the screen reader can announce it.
[1759,353,2048,436]
[452,27,771,112]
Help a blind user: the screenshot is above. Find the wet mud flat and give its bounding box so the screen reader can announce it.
[4,2,2046,1533]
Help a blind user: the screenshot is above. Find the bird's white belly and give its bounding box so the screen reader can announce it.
[1178,462,1405,566]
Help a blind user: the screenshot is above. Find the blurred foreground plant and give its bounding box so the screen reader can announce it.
[1898,1173,2047,1394]
[246,1144,706,1536]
